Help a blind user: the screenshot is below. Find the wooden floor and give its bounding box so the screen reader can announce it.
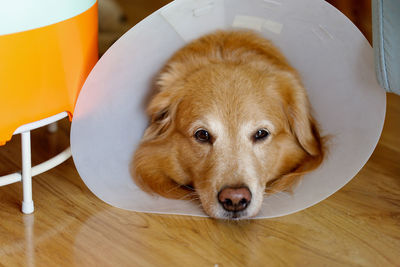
[1,1,400,266]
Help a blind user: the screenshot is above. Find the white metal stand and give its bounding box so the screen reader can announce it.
[21,131,34,214]
[0,112,72,214]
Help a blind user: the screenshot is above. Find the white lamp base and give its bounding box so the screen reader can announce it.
[22,201,34,214]
[0,112,71,213]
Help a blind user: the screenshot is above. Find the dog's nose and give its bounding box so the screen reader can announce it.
[218,186,251,212]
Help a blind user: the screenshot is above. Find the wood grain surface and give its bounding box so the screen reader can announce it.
[1,1,399,266]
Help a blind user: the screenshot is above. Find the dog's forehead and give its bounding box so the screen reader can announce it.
[175,64,287,130]
[179,89,281,125]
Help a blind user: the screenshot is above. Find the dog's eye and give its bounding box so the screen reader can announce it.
[253,129,270,142]
[194,129,211,143]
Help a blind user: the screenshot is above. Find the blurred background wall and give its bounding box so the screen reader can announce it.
[98,0,373,55]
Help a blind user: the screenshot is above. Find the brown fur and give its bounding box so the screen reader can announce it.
[131,30,325,219]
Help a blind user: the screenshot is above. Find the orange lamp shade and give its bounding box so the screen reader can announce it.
[0,1,98,145]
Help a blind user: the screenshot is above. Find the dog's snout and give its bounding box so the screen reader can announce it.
[218,186,251,212]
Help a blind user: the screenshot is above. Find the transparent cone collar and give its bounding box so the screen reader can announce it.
[71,0,386,218]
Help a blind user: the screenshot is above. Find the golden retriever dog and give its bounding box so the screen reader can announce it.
[131,30,325,219]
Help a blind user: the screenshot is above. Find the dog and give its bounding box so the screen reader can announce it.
[131,30,325,220]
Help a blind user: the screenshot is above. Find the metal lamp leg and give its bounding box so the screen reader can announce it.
[21,131,34,214]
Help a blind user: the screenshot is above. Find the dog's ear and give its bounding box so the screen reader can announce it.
[285,87,322,157]
[267,78,325,192]
[142,61,189,142]
[280,76,324,157]
[142,89,181,142]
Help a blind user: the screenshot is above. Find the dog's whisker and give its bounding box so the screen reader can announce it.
[164,184,184,194]
[182,184,195,191]
[164,182,195,195]
[265,191,288,202]
[264,187,283,194]
[177,191,200,201]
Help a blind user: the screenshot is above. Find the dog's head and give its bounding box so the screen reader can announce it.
[132,31,324,219]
